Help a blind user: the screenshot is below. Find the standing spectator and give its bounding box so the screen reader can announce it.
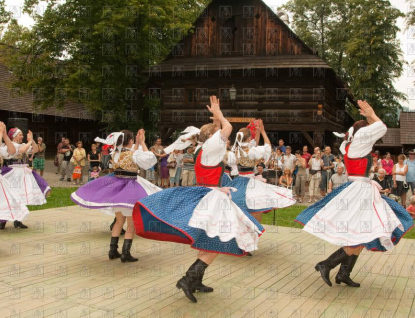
[313,147,321,156]
[392,154,409,208]
[55,136,65,174]
[278,139,286,153]
[146,163,156,184]
[182,146,195,186]
[381,152,394,183]
[159,150,169,188]
[302,145,312,182]
[373,168,392,196]
[275,147,284,183]
[333,154,346,174]
[175,150,183,186]
[294,150,307,203]
[101,144,111,173]
[327,166,348,193]
[32,137,46,177]
[59,138,73,182]
[369,153,380,180]
[320,146,335,197]
[167,149,181,187]
[279,167,293,189]
[266,149,277,185]
[151,138,164,186]
[88,143,101,172]
[405,149,415,196]
[282,146,296,175]
[72,141,87,185]
[308,150,323,202]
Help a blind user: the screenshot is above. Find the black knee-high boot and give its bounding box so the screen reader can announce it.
[335,254,360,287]
[109,217,126,235]
[177,259,209,303]
[108,237,121,259]
[120,239,138,262]
[315,248,349,287]
[192,260,213,293]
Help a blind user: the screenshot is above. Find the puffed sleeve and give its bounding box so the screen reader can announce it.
[248,143,272,161]
[348,121,387,158]
[132,149,157,170]
[201,130,227,166]
[0,145,9,158]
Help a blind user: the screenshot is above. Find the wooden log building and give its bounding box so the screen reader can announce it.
[148,0,357,150]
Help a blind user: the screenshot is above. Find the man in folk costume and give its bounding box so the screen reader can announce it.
[0,127,50,229]
[295,101,413,287]
[133,96,264,302]
[71,129,159,262]
[228,119,296,223]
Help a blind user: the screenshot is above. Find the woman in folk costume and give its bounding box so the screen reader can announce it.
[0,128,50,229]
[71,129,159,262]
[0,122,30,228]
[229,119,296,223]
[295,100,413,287]
[132,96,264,303]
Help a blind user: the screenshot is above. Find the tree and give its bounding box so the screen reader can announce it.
[0,0,209,132]
[283,0,405,126]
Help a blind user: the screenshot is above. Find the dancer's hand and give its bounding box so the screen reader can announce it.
[27,130,33,142]
[0,121,5,134]
[206,95,223,121]
[357,100,375,118]
[136,129,145,145]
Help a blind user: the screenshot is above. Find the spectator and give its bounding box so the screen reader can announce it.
[168,149,182,187]
[320,146,335,196]
[373,168,392,196]
[175,150,183,186]
[405,149,415,196]
[294,150,307,203]
[374,150,382,166]
[327,166,348,193]
[313,147,320,156]
[89,166,100,181]
[255,163,267,182]
[59,138,74,182]
[308,150,323,202]
[302,145,312,182]
[182,146,195,186]
[333,154,345,174]
[145,164,156,184]
[279,167,293,189]
[275,147,284,182]
[392,154,409,208]
[55,137,65,174]
[381,152,394,183]
[282,146,296,175]
[88,143,101,172]
[266,149,277,185]
[407,196,415,219]
[32,137,46,177]
[278,139,286,154]
[159,150,169,188]
[151,138,164,186]
[369,153,380,179]
[101,144,111,173]
[72,141,87,185]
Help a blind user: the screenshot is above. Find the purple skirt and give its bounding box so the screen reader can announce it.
[71,175,153,210]
[160,166,169,179]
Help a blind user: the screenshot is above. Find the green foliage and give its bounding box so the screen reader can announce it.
[283,0,405,126]
[0,0,209,131]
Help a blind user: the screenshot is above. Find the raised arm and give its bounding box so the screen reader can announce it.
[207,95,232,140]
[0,122,16,155]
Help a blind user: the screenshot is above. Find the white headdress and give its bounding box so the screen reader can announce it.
[333,126,354,143]
[231,132,248,159]
[94,132,124,162]
[164,126,200,154]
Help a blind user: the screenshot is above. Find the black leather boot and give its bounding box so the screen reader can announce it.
[108,237,121,260]
[191,260,213,293]
[177,259,209,303]
[315,248,349,287]
[120,239,138,262]
[14,221,28,229]
[110,218,126,235]
[0,222,6,229]
[335,254,360,287]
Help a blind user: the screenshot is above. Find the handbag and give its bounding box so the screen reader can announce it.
[310,169,318,175]
[166,161,176,169]
[72,166,82,180]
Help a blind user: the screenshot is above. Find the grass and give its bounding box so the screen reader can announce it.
[27,188,415,240]
[28,187,77,211]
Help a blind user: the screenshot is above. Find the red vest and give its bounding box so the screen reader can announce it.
[194,148,224,187]
[343,143,372,177]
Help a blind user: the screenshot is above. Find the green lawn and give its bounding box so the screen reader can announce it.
[28,187,77,211]
[28,188,415,240]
